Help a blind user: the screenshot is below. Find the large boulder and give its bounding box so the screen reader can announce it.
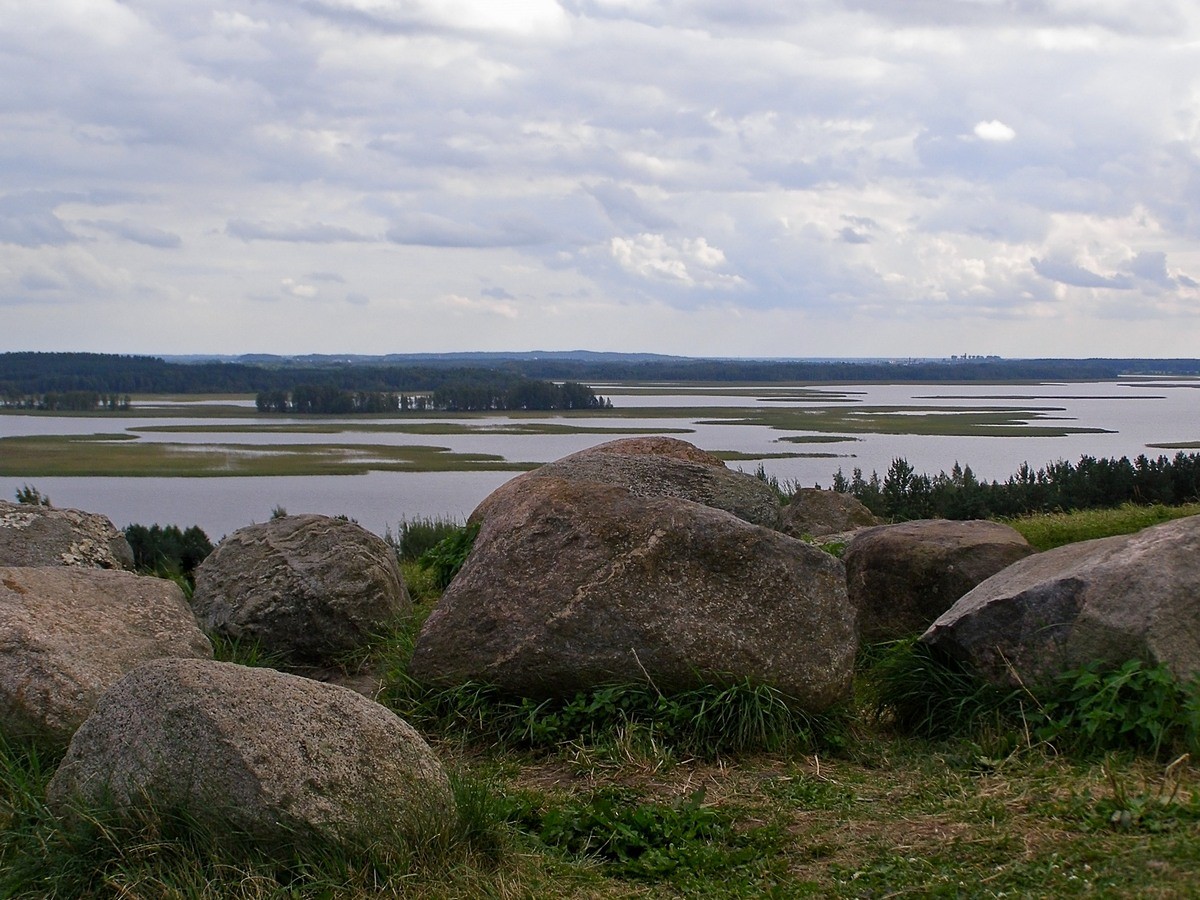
[0,567,212,748]
[411,476,855,712]
[47,658,454,851]
[0,500,134,570]
[473,436,782,528]
[844,519,1035,643]
[191,514,409,664]
[923,516,1200,687]
[780,488,881,539]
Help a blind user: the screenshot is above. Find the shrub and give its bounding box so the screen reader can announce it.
[417,522,480,590]
[389,515,464,562]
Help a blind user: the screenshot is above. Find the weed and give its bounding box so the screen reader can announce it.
[534,786,784,883]
[208,633,290,670]
[1036,659,1200,757]
[1093,754,1200,832]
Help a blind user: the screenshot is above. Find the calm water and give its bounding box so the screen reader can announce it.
[3,379,1197,540]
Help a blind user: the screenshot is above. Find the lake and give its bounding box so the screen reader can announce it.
[2,378,1197,539]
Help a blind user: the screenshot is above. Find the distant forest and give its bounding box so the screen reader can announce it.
[255,378,610,414]
[2,352,1199,404]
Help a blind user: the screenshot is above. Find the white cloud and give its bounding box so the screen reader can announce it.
[610,234,745,289]
[973,120,1016,142]
[437,293,519,318]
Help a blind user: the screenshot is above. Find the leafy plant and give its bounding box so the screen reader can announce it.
[535,786,781,881]
[1036,660,1200,756]
[388,515,464,562]
[417,522,481,590]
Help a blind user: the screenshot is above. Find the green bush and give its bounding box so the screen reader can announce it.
[417,522,481,590]
[389,515,464,562]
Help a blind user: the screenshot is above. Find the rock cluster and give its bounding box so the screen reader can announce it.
[923,515,1200,687]
[0,566,212,748]
[6,436,1200,868]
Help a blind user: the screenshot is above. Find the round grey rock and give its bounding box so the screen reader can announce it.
[191,514,410,664]
[47,658,455,850]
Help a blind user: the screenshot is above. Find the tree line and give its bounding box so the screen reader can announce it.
[6,351,1200,399]
[1,391,131,412]
[256,377,611,414]
[833,451,1200,521]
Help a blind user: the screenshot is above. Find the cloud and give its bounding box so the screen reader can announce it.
[588,181,676,230]
[1031,255,1135,289]
[227,220,373,243]
[973,120,1016,142]
[4,0,1200,356]
[281,278,319,298]
[84,219,183,248]
[385,213,549,248]
[610,233,745,289]
[0,193,77,248]
[437,293,519,318]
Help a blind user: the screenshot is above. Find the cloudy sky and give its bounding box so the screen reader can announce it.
[2,0,1199,358]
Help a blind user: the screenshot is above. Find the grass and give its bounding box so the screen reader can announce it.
[0,434,543,476]
[1005,501,1200,550]
[5,506,1200,896]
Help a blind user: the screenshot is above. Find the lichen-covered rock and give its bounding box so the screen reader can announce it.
[474,436,781,528]
[0,567,212,748]
[780,488,881,539]
[923,516,1200,687]
[844,519,1035,643]
[0,500,134,570]
[191,514,409,664]
[412,476,854,713]
[47,659,454,850]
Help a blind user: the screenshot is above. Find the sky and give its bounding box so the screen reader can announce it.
[2,0,1199,359]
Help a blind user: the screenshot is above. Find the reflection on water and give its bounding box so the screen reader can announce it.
[2,379,1197,538]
